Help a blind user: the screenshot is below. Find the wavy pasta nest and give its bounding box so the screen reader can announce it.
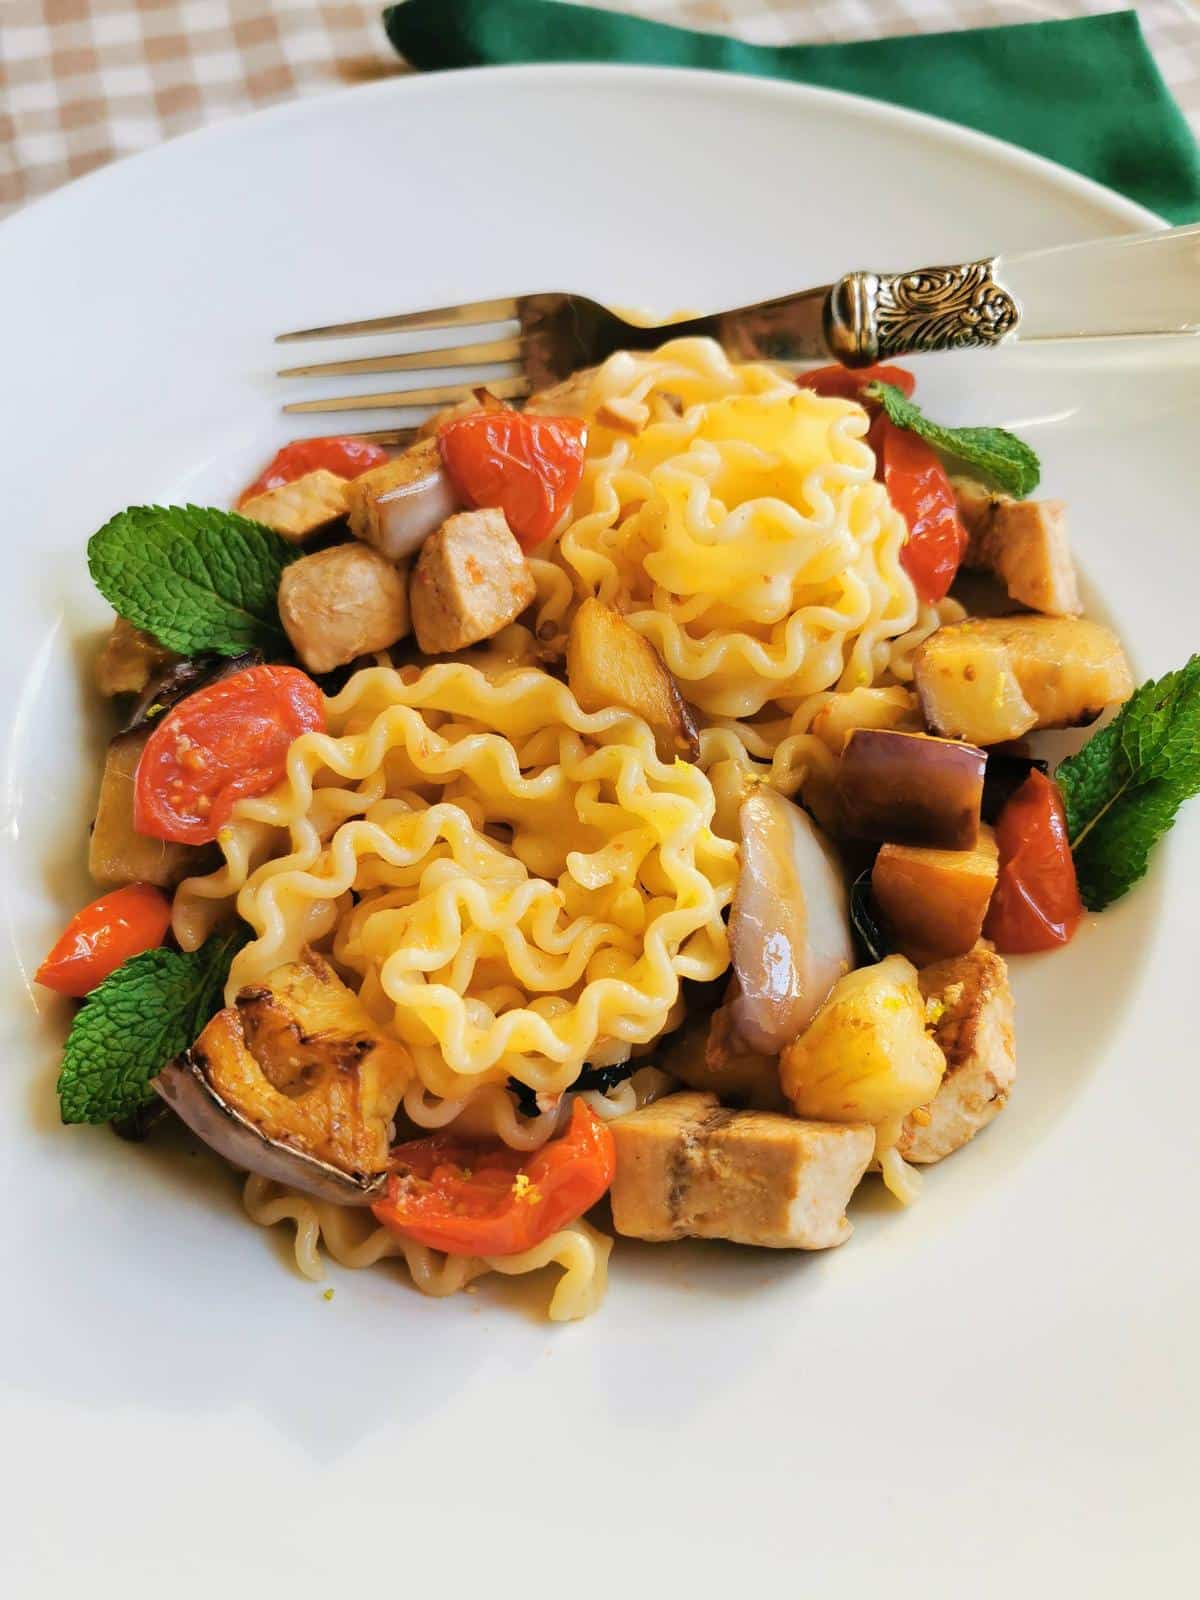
[532,336,932,724]
[174,662,738,1112]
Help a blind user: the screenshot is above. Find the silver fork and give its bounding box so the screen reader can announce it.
[275,224,1200,436]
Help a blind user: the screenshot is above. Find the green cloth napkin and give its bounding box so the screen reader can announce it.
[382,1,1200,223]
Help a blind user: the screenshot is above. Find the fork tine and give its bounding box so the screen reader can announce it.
[275,297,522,344]
[277,336,523,379]
[282,374,531,415]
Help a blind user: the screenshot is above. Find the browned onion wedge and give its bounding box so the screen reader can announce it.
[153,1054,385,1206]
[346,437,461,563]
[729,787,854,1055]
[836,728,986,850]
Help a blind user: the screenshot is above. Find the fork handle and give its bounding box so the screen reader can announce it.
[825,223,1200,366]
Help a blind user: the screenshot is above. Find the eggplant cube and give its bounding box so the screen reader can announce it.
[836,728,985,850]
[89,728,205,889]
[871,826,999,965]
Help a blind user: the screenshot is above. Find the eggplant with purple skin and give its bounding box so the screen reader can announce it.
[125,649,263,733]
[153,950,412,1204]
[725,785,855,1056]
[89,727,212,888]
[871,827,999,966]
[836,728,986,851]
[89,652,262,888]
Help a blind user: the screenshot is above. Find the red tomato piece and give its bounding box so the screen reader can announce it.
[36,883,172,998]
[797,363,916,406]
[372,1099,616,1256]
[984,770,1083,954]
[238,436,388,506]
[134,664,325,845]
[871,415,968,604]
[437,411,588,550]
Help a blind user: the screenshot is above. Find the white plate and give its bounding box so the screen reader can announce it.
[2,66,1198,1597]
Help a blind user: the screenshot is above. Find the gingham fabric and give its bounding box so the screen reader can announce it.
[3,1,1198,220]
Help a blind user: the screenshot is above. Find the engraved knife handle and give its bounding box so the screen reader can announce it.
[824,224,1200,367]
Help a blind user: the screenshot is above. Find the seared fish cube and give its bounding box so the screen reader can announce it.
[278,543,411,674]
[609,1091,873,1250]
[898,947,1016,1164]
[954,478,1081,617]
[410,507,536,654]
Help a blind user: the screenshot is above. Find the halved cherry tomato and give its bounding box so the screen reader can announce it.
[797,363,916,406]
[437,411,588,550]
[237,436,388,506]
[870,414,968,604]
[134,664,325,845]
[372,1099,616,1256]
[36,883,172,998]
[984,770,1083,953]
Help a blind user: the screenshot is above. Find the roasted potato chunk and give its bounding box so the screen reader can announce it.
[913,615,1133,745]
[193,950,411,1176]
[566,598,700,761]
[279,543,411,674]
[836,728,985,850]
[872,826,999,966]
[609,1091,874,1249]
[95,617,177,698]
[810,685,923,755]
[239,468,349,544]
[779,955,946,1129]
[89,728,207,888]
[410,508,536,654]
[954,478,1081,616]
[898,947,1016,1164]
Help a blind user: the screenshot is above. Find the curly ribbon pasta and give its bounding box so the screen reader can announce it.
[174,662,736,1105]
[527,338,932,728]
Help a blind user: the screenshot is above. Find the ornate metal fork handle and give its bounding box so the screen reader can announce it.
[824,258,1020,366]
[276,223,1199,422]
[699,256,1022,372]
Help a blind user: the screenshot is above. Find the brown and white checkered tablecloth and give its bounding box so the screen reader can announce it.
[3,1,1199,221]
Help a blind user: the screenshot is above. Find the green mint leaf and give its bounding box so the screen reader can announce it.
[88,505,300,657]
[1057,655,1200,911]
[866,382,1041,498]
[57,926,248,1125]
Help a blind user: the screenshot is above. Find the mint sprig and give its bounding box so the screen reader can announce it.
[866,382,1041,498]
[1057,655,1200,911]
[88,505,299,657]
[57,927,248,1125]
